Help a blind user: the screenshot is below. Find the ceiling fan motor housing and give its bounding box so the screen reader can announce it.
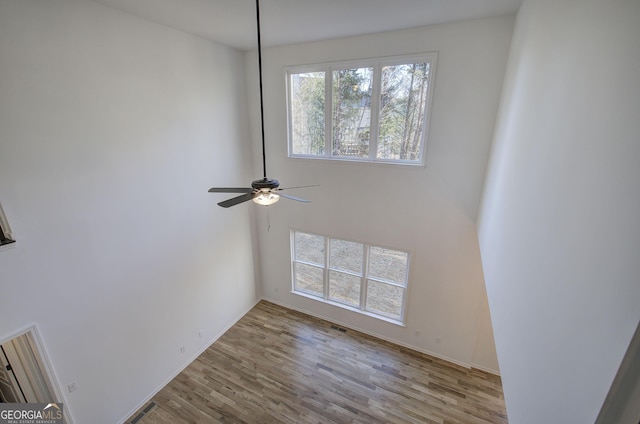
[252,178,280,190]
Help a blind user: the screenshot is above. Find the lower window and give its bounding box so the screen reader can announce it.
[291,230,410,324]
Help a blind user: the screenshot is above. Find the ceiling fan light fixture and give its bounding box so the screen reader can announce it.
[253,191,280,206]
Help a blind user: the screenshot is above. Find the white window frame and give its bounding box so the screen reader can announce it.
[290,230,410,326]
[285,52,438,167]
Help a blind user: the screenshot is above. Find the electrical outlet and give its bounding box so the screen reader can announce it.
[67,382,78,393]
[435,337,442,344]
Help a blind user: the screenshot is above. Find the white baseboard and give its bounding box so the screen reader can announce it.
[118,298,261,424]
[470,363,501,376]
[262,296,501,376]
[120,295,500,423]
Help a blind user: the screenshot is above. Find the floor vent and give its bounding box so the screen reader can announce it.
[330,325,347,333]
[130,401,156,423]
[143,402,156,414]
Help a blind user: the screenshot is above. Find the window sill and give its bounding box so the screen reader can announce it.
[288,155,427,170]
[291,290,406,327]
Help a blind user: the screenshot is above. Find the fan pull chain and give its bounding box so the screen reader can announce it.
[267,207,271,232]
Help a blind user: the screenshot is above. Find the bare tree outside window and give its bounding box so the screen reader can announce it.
[332,67,372,158]
[378,63,430,161]
[287,53,436,165]
[290,72,325,155]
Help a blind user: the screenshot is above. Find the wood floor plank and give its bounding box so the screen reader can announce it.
[127,301,508,423]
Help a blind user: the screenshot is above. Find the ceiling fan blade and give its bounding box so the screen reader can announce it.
[276,184,320,191]
[217,192,257,208]
[279,193,311,203]
[208,187,253,193]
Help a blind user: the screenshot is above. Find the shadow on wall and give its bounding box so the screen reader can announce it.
[595,319,640,424]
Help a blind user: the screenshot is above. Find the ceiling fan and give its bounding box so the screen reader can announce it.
[209,0,314,208]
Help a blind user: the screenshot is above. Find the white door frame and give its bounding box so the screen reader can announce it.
[0,324,73,424]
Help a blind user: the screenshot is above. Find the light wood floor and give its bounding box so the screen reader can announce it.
[128,301,508,424]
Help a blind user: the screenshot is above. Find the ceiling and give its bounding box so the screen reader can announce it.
[91,0,522,50]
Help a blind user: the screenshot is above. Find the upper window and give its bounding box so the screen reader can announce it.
[291,230,410,325]
[286,53,437,166]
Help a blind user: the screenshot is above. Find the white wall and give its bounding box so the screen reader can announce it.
[478,0,640,422]
[251,16,514,372]
[0,1,259,423]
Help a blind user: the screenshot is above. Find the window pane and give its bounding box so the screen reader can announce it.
[332,67,373,158]
[329,239,363,273]
[294,232,325,265]
[291,228,410,325]
[377,62,430,161]
[294,263,324,296]
[368,247,408,285]
[290,72,325,155]
[366,280,404,319]
[328,271,361,307]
